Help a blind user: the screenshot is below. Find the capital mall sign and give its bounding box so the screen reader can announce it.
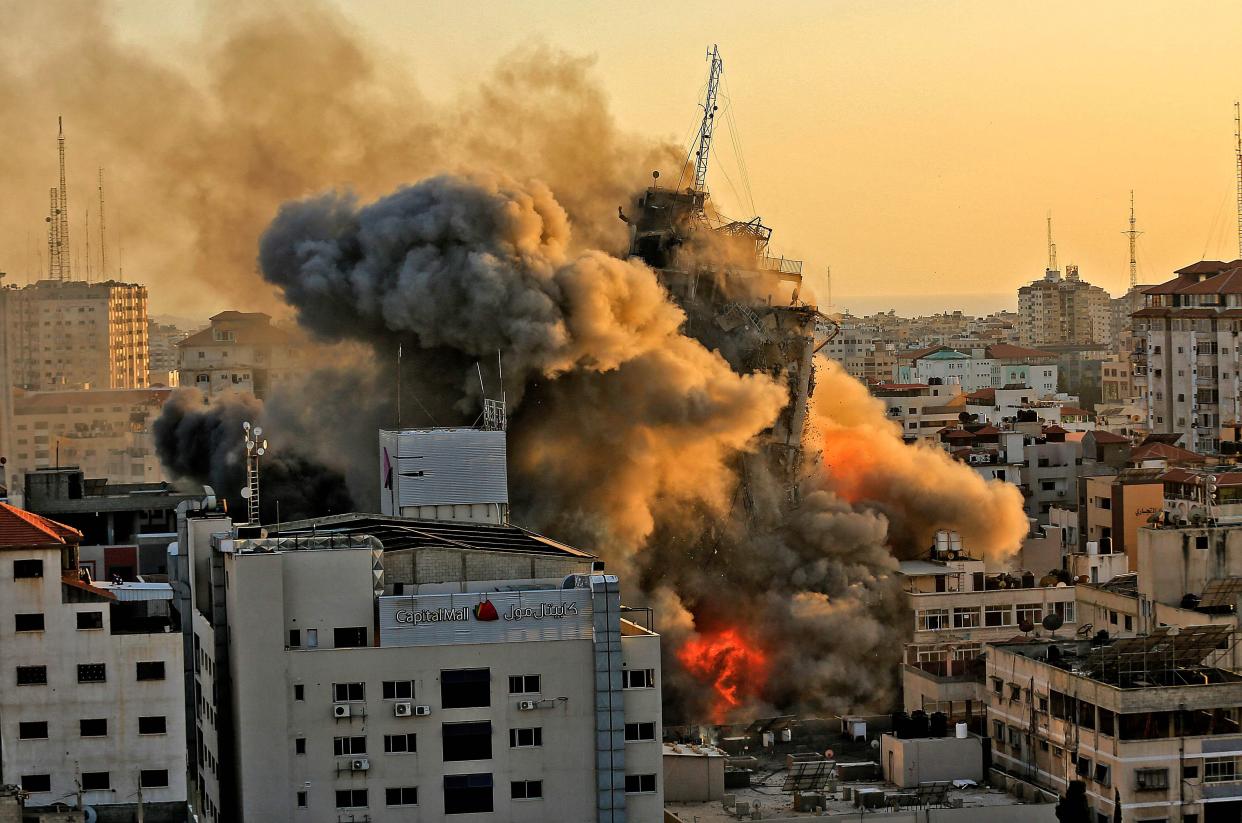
[393,598,579,626]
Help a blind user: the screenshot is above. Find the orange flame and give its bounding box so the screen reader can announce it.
[677,627,770,723]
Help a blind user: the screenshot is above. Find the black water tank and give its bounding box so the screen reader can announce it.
[891,711,910,739]
[909,710,929,738]
[929,712,948,737]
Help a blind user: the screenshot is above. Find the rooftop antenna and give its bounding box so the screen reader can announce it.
[240,421,267,525]
[97,168,108,280]
[481,351,507,431]
[56,117,71,281]
[692,45,723,194]
[1123,190,1142,290]
[1046,213,1058,272]
[1235,102,1242,259]
[84,205,91,284]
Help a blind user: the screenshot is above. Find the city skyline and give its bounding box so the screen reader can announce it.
[4,2,1242,316]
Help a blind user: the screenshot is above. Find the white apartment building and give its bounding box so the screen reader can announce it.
[872,382,965,443]
[3,279,149,391]
[902,345,1058,398]
[0,502,187,822]
[1136,260,1242,453]
[1017,265,1113,348]
[177,311,304,399]
[177,512,663,823]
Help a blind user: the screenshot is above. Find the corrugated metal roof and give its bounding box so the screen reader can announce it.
[90,581,173,601]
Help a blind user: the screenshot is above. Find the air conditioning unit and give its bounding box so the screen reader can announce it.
[333,704,351,719]
[413,705,432,717]
[394,702,412,717]
[517,700,538,711]
[350,758,370,772]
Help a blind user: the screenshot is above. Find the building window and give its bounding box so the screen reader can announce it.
[443,721,493,761]
[625,722,656,742]
[333,627,368,648]
[140,770,168,789]
[296,791,307,808]
[295,738,306,755]
[77,664,106,683]
[288,629,300,648]
[136,661,166,681]
[509,727,543,748]
[385,787,418,806]
[952,607,981,629]
[16,666,47,686]
[1183,764,1199,780]
[1016,605,1042,626]
[333,682,365,702]
[508,675,541,694]
[984,605,1012,627]
[18,721,48,739]
[441,669,490,708]
[1053,601,1075,624]
[1093,763,1111,787]
[333,736,367,756]
[335,789,368,809]
[511,780,543,800]
[382,680,415,700]
[76,611,104,630]
[917,609,950,631]
[622,669,655,689]
[138,716,167,735]
[80,718,108,737]
[384,733,417,754]
[444,773,493,815]
[20,775,50,793]
[294,684,304,701]
[1205,757,1237,783]
[81,772,110,791]
[625,774,657,794]
[1135,768,1169,790]
[13,559,43,579]
[15,613,45,632]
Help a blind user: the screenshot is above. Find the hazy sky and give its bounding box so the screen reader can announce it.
[53,2,1242,314]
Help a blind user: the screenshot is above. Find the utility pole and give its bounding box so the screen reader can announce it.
[137,786,144,823]
[1123,190,1142,290]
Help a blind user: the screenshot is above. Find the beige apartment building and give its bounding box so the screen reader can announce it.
[3,279,149,391]
[177,311,304,399]
[1082,472,1163,573]
[176,512,663,823]
[987,630,1242,822]
[900,532,1077,729]
[1018,266,1113,348]
[0,502,187,822]
[5,388,172,503]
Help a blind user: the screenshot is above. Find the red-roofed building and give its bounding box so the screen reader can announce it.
[0,502,187,818]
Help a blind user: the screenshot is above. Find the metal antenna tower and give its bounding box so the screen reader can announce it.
[56,117,71,280]
[241,421,268,524]
[1046,213,1058,272]
[46,188,61,280]
[1123,190,1142,290]
[97,168,107,280]
[692,45,723,193]
[1235,102,1242,259]
[84,206,91,283]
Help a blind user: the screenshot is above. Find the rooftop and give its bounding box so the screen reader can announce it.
[265,513,596,559]
[0,502,82,548]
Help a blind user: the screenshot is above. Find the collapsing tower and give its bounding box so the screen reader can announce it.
[622,46,826,498]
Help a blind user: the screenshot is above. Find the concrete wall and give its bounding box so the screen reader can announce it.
[881,734,984,788]
[662,754,724,803]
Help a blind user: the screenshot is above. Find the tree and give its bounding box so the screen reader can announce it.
[1055,780,1090,823]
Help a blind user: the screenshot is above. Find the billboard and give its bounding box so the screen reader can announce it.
[378,587,593,647]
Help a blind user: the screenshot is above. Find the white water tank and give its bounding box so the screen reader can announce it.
[955,722,968,739]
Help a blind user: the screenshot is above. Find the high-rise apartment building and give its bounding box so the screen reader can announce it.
[3,280,149,391]
[1134,259,1242,453]
[1017,265,1113,347]
[177,311,303,399]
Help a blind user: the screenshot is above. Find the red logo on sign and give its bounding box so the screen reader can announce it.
[473,600,499,621]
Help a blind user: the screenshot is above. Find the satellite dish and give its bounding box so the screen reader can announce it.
[870,739,880,749]
[245,440,254,450]
[254,427,263,437]
[1042,613,1064,633]
[256,448,265,456]
[1018,619,1035,634]
[239,487,251,499]
[825,749,834,760]
[243,421,251,431]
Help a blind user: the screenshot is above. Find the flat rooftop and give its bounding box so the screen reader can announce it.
[265,513,595,559]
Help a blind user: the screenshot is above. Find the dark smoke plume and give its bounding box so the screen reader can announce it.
[153,389,353,522]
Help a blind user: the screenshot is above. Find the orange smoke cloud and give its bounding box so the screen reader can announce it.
[676,627,771,724]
